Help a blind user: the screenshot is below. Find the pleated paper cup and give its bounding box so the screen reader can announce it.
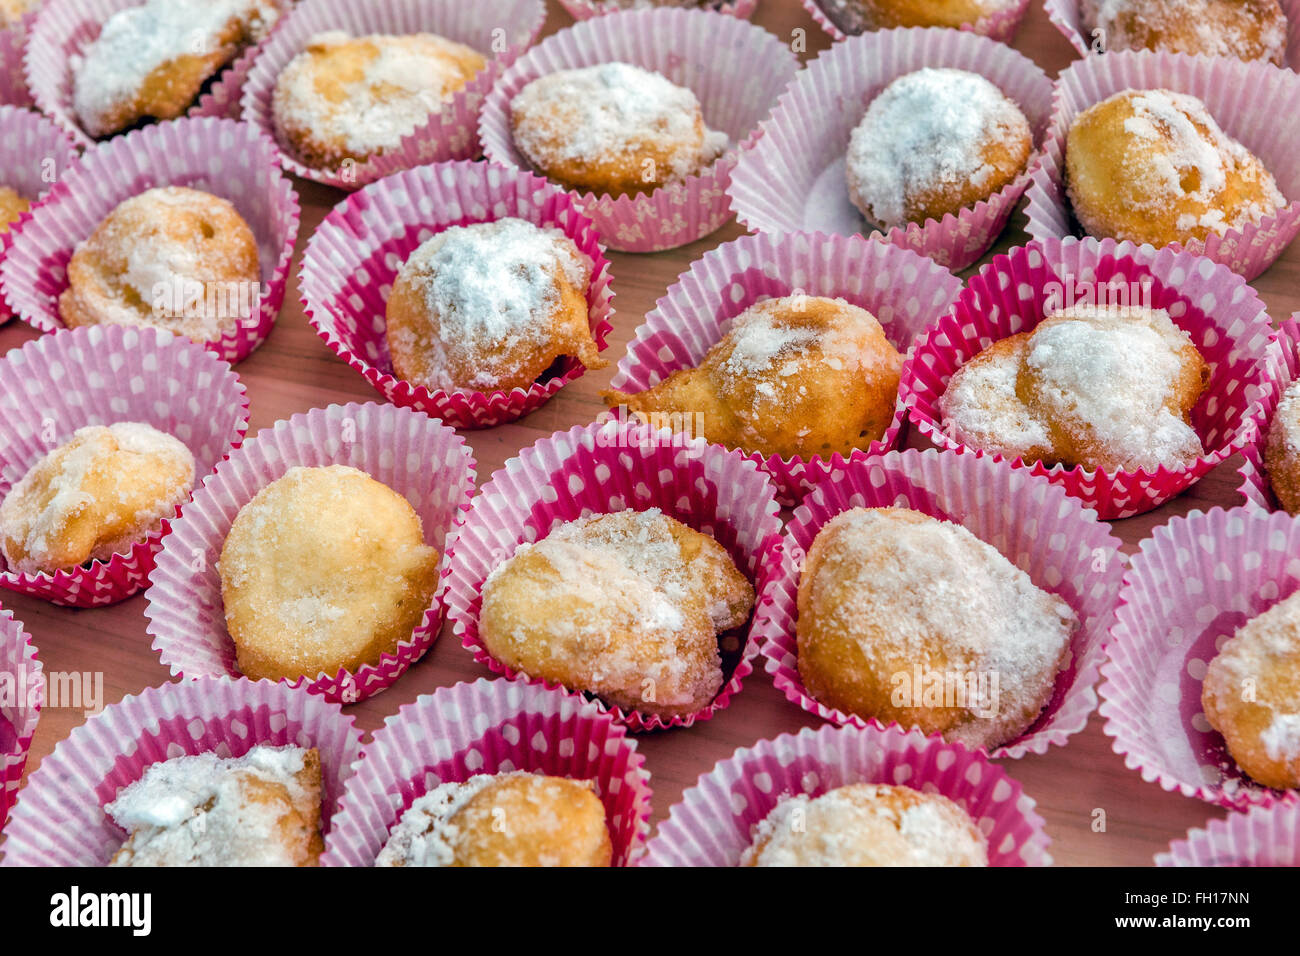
[728,27,1053,272]
[0,116,301,366]
[899,238,1274,520]
[606,230,964,504]
[241,0,546,190]
[1102,506,1300,810]
[444,418,784,732]
[1238,317,1300,511]
[143,402,476,705]
[0,677,364,866]
[0,607,42,832]
[0,325,250,608]
[0,10,35,107]
[322,678,654,867]
[1024,51,1300,281]
[640,723,1052,866]
[1158,803,1300,866]
[755,447,1123,759]
[560,0,757,20]
[800,0,1031,43]
[480,7,800,253]
[299,160,615,431]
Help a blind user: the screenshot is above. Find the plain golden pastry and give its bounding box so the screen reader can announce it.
[73,0,281,139]
[0,0,36,29]
[606,295,902,461]
[509,62,729,197]
[0,186,30,234]
[478,509,754,720]
[1202,588,1300,790]
[106,745,324,866]
[939,304,1209,472]
[1080,0,1286,64]
[218,465,440,683]
[385,217,604,393]
[271,31,486,169]
[60,186,262,344]
[741,784,988,867]
[1065,88,1286,247]
[795,507,1078,750]
[376,772,612,867]
[846,67,1033,229]
[0,422,194,575]
[1265,378,1300,514]
[817,0,1019,31]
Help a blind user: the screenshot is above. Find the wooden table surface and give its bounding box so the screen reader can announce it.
[5,0,1294,867]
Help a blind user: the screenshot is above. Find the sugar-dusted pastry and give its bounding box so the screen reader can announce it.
[73,0,281,139]
[795,507,1078,750]
[817,0,1019,31]
[1264,377,1300,514]
[1202,588,1300,790]
[509,62,729,197]
[1080,0,1286,64]
[0,422,194,575]
[376,772,613,867]
[478,509,754,719]
[0,0,36,30]
[60,186,262,344]
[0,185,30,234]
[106,745,324,866]
[742,784,988,867]
[219,465,440,683]
[1066,88,1286,247]
[606,295,902,461]
[385,217,603,393]
[272,31,486,169]
[846,67,1033,229]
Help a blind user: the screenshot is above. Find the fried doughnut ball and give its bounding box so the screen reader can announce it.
[1081,0,1286,64]
[218,465,440,683]
[376,772,612,867]
[272,31,486,169]
[846,68,1033,229]
[385,218,604,393]
[0,186,30,234]
[795,507,1078,751]
[1202,588,1300,790]
[510,62,728,197]
[1265,378,1300,514]
[73,0,281,139]
[60,186,262,344]
[817,0,1018,31]
[742,784,988,867]
[1066,88,1286,248]
[478,509,754,720]
[0,0,36,30]
[0,422,194,575]
[939,304,1208,472]
[606,296,902,461]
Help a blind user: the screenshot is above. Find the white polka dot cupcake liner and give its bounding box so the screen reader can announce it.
[728,27,1053,273]
[0,606,41,832]
[443,418,784,733]
[899,238,1274,520]
[143,402,476,705]
[1102,506,1300,810]
[1023,51,1300,281]
[0,325,250,608]
[240,0,547,190]
[1157,802,1300,866]
[559,0,757,20]
[1,115,301,365]
[800,0,1031,43]
[755,447,1124,760]
[0,11,35,107]
[299,159,615,430]
[1237,317,1299,512]
[0,676,364,866]
[322,678,654,866]
[606,230,964,505]
[639,722,1052,866]
[479,7,800,253]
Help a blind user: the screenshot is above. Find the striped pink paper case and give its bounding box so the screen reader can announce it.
[560,0,756,19]
[1158,803,1300,866]
[0,606,41,833]
[1238,317,1300,512]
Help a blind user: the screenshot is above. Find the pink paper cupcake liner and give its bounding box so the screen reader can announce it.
[606,230,964,504]
[143,402,476,705]
[444,418,784,732]
[0,325,250,608]
[0,676,364,866]
[640,723,1052,866]
[899,237,1274,520]
[0,606,42,832]
[480,7,801,253]
[559,0,757,20]
[0,9,35,107]
[322,678,654,866]
[1158,803,1300,866]
[1102,506,1300,810]
[755,447,1123,760]
[1,115,300,366]
[800,0,1031,44]
[190,7,292,123]
[1024,51,1300,281]
[299,160,616,431]
[241,0,546,190]
[1238,317,1300,511]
